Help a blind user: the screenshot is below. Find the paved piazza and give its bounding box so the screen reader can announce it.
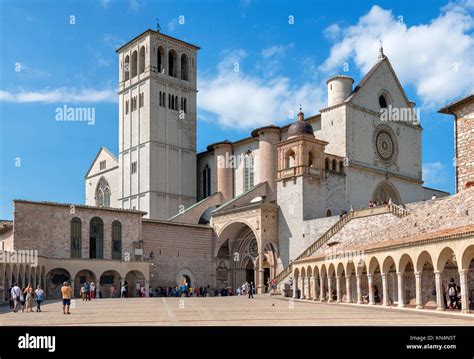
[0,296,473,326]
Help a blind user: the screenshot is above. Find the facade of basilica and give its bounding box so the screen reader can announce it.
[1,29,472,313]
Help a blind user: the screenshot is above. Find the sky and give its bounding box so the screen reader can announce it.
[0,0,473,219]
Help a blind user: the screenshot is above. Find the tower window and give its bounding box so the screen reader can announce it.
[168,49,177,77]
[181,53,189,81]
[125,100,129,114]
[202,165,211,198]
[139,92,144,108]
[124,55,130,81]
[131,161,137,174]
[157,46,165,74]
[99,160,106,170]
[139,46,145,74]
[379,94,388,109]
[168,93,171,109]
[184,98,187,113]
[131,50,138,78]
[243,151,254,191]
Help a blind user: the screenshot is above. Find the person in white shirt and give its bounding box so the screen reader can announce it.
[10,283,22,313]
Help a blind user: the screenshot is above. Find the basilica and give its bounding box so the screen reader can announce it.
[1,29,473,313]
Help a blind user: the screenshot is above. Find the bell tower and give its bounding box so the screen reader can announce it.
[116,30,199,219]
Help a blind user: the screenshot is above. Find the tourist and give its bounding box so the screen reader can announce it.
[431,194,437,200]
[19,287,26,312]
[90,282,96,299]
[110,285,116,298]
[80,284,87,301]
[248,282,254,299]
[61,281,72,315]
[7,285,13,309]
[34,285,45,312]
[140,285,146,297]
[84,281,90,301]
[10,283,22,313]
[374,286,380,303]
[121,282,127,298]
[25,285,35,313]
[446,278,458,309]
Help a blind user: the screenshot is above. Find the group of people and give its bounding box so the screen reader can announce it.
[79,281,97,301]
[434,278,467,310]
[141,284,211,297]
[235,281,255,298]
[9,283,46,313]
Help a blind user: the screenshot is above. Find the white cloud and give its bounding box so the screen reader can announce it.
[261,43,295,58]
[0,88,117,104]
[103,33,124,49]
[167,18,179,33]
[198,50,325,130]
[323,23,341,41]
[423,161,445,185]
[129,0,140,12]
[321,4,474,107]
[99,0,111,8]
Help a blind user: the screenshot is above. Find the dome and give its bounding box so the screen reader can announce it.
[287,110,314,138]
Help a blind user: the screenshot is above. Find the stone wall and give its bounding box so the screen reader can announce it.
[13,200,144,259]
[455,102,474,193]
[141,219,215,288]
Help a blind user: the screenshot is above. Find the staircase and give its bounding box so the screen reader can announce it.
[273,203,408,284]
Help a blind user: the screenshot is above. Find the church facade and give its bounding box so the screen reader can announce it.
[1,30,473,312]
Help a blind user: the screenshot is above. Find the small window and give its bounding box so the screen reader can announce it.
[379,94,388,109]
[131,161,137,174]
[99,160,106,170]
[125,100,129,114]
[326,209,332,217]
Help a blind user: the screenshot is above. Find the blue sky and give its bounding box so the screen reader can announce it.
[1,0,473,219]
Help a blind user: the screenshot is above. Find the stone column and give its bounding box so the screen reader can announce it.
[414,271,423,309]
[459,270,470,313]
[256,253,265,295]
[253,127,280,201]
[312,277,318,301]
[356,275,362,304]
[292,276,299,299]
[345,276,352,303]
[336,276,342,303]
[306,276,312,300]
[300,276,306,299]
[434,270,444,311]
[327,276,333,302]
[397,272,405,308]
[381,273,389,306]
[367,274,375,305]
[320,276,325,302]
[213,142,234,201]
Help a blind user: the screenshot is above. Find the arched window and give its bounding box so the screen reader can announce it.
[339,160,344,174]
[89,217,104,259]
[157,46,165,73]
[71,218,82,258]
[285,150,296,169]
[184,98,187,113]
[96,177,111,207]
[111,221,122,260]
[131,50,138,77]
[326,209,332,217]
[243,152,254,191]
[175,95,178,110]
[308,151,314,167]
[332,159,337,171]
[325,157,330,171]
[379,94,388,109]
[139,46,145,74]
[181,53,189,80]
[168,49,177,77]
[202,165,211,198]
[124,55,130,81]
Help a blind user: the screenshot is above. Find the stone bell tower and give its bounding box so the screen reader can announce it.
[116,29,199,219]
[439,94,474,193]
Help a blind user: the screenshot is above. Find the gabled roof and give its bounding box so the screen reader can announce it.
[345,56,411,106]
[84,147,118,179]
[438,94,474,114]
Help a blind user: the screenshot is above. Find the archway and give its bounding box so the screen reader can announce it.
[399,254,416,307]
[100,270,121,298]
[461,245,474,312]
[382,256,397,306]
[245,259,255,285]
[437,247,460,310]
[46,268,71,299]
[125,270,145,298]
[416,251,436,309]
[74,269,97,298]
[372,180,401,204]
